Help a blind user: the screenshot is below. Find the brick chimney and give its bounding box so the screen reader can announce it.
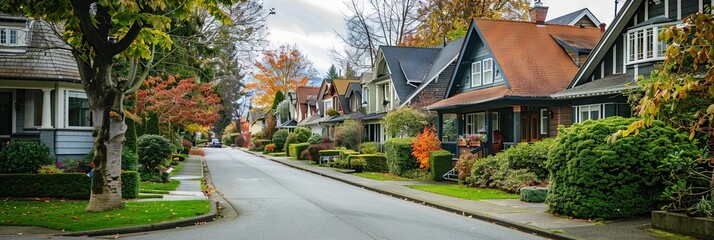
[529,0,549,24]
[599,23,607,32]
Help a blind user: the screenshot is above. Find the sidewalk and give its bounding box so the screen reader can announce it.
[242,149,667,240]
[137,155,207,201]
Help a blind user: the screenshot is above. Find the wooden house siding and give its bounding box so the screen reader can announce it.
[55,129,93,155]
[583,0,711,85]
[409,63,454,109]
[549,106,573,137]
[456,39,505,93]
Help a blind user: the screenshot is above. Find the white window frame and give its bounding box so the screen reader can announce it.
[0,28,20,46]
[626,24,670,65]
[65,91,91,128]
[464,112,487,135]
[323,99,333,111]
[540,109,549,135]
[491,112,500,131]
[482,58,493,84]
[471,61,482,87]
[574,104,603,123]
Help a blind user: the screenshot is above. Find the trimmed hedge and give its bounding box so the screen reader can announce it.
[546,117,699,219]
[384,137,417,176]
[307,143,334,163]
[429,150,453,181]
[291,143,310,160]
[347,154,387,172]
[0,171,140,199]
[339,150,359,160]
[521,187,548,203]
[318,150,343,157]
[0,140,54,173]
[272,129,289,151]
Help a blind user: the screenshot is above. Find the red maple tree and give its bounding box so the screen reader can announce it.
[132,75,222,130]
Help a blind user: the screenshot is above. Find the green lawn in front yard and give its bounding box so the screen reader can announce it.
[0,200,210,231]
[268,152,286,157]
[140,179,180,193]
[407,185,519,200]
[352,172,409,181]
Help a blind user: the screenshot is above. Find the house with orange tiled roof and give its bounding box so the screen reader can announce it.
[426,2,604,158]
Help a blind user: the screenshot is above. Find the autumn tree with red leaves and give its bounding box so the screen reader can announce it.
[412,127,442,169]
[247,44,315,112]
[132,75,222,132]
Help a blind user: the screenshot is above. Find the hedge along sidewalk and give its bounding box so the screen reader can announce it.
[242,149,662,240]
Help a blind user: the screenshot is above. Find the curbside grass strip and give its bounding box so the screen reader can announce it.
[58,156,219,237]
[242,149,577,240]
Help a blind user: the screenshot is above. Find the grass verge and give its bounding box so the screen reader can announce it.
[140,179,180,192]
[169,161,184,176]
[0,200,210,231]
[353,172,409,181]
[407,185,519,200]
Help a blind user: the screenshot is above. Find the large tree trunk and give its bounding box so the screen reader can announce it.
[84,62,127,212]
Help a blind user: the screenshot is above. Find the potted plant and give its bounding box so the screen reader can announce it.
[457,135,467,146]
[468,135,480,147]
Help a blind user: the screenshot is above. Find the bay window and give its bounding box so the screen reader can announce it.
[626,24,669,64]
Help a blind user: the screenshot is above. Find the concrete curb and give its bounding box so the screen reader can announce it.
[242,149,577,240]
[201,155,239,220]
[58,156,218,237]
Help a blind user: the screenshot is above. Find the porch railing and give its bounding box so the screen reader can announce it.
[441,142,458,157]
[470,142,490,158]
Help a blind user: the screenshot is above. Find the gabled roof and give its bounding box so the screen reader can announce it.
[345,82,362,99]
[296,86,319,104]
[452,19,602,97]
[379,46,441,104]
[567,0,643,89]
[331,79,360,96]
[0,20,80,82]
[546,8,601,26]
[401,37,464,106]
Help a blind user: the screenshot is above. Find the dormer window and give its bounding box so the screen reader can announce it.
[626,24,669,64]
[0,28,19,45]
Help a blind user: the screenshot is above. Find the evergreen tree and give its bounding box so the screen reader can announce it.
[344,63,356,79]
[125,117,138,153]
[271,91,285,110]
[145,111,161,135]
[325,64,339,80]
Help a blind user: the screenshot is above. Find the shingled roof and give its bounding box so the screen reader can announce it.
[429,19,603,110]
[0,19,80,82]
[379,46,441,105]
[546,8,601,26]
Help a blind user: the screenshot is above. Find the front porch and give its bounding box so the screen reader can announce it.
[436,102,572,158]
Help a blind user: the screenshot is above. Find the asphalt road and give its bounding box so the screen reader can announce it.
[123,148,544,240]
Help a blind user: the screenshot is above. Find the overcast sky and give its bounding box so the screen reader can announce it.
[260,0,618,77]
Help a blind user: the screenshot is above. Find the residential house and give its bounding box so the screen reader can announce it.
[319,78,360,137]
[546,8,602,27]
[553,0,711,122]
[276,90,296,132]
[426,2,604,157]
[298,79,333,135]
[0,15,92,161]
[361,38,464,143]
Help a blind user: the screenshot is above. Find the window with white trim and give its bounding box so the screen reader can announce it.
[575,104,602,123]
[491,112,500,131]
[464,112,486,135]
[323,99,333,111]
[540,109,549,135]
[483,58,493,84]
[0,28,19,46]
[626,24,669,64]
[471,61,482,87]
[66,92,91,127]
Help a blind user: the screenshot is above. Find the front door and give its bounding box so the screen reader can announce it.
[520,112,540,143]
[0,93,12,135]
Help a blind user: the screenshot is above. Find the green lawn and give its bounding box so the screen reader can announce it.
[353,172,409,181]
[407,185,519,200]
[0,200,211,231]
[140,179,180,193]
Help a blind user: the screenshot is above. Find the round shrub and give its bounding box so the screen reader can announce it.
[284,133,298,155]
[294,127,312,143]
[235,134,246,147]
[360,142,379,154]
[307,142,335,163]
[308,133,322,144]
[546,117,698,219]
[138,134,172,175]
[0,140,54,173]
[384,137,418,176]
[272,129,289,151]
[506,138,554,180]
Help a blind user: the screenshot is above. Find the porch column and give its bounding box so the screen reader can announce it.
[486,110,492,155]
[513,105,521,143]
[41,89,52,128]
[436,112,443,140]
[455,113,463,137]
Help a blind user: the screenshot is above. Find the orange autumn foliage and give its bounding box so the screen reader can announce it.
[247,44,312,112]
[412,127,442,169]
